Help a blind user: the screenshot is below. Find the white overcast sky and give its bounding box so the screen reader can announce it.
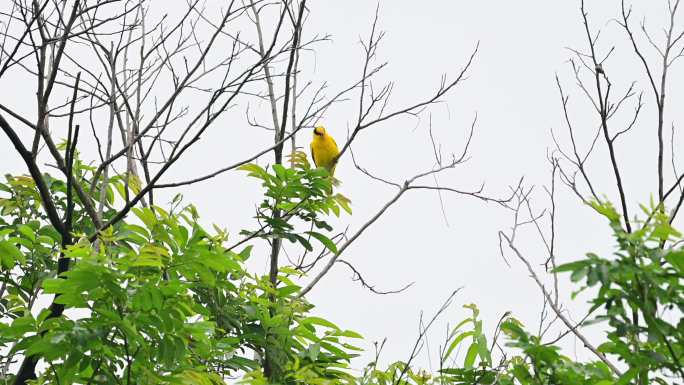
[1,0,682,374]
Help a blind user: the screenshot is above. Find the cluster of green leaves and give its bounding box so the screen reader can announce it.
[357,304,494,385]
[3,140,682,385]
[555,201,684,384]
[0,183,255,383]
[238,150,351,256]
[357,303,616,385]
[237,151,363,384]
[442,304,493,371]
[358,360,432,385]
[240,301,363,385]
[499,320,614,385]
[0,175,62,326]
[0,153,362,384]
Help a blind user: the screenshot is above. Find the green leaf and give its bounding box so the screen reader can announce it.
[0,240,24,268]
[511,363,532,385]
[463,342,479,369]
[294,234,313,251]
[501,319,527,342]
[476,334,491,366]
[239,245,253,261]
[277,285,300,297]
[131,254,164,268]
[198,249,240,273]
[444,331,475,361]
[665,250,684,273]
[333,193,352,215]
[272,164,288,180]
[570,267,588,282]
[307,343,320,361]
[132,207,157,228]
[16,225,35,242]
[615,368,637,385]
[588,200,620,223]
[306,231,337,254]
[38,226,62,243]
[303,316,339,330]
[553,260,590,273]
[42,278,67,294]
[336,330,363,339]
[238,163,269,181]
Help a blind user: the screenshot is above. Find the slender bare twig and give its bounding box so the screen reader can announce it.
[337,259,414,295]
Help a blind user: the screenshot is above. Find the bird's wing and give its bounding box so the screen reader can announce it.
[329,136,339,177]
[310,142,318,167]
[331,136,339,152]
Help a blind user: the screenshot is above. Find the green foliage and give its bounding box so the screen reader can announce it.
[357,305,616,385]
[236,151,360,384]
[555,200,684,384]
[2,144,682,385]
[238,150,351,256]
[357,200,683,384]
[499,319,614,385]
[1,199,257,383]
[0,156,361,384]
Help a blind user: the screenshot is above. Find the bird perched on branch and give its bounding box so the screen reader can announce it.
[310,126,339,176]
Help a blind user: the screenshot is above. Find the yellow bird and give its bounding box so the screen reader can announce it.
[310,126,339,176]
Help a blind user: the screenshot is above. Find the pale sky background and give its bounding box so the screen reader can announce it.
[1,0,682,376]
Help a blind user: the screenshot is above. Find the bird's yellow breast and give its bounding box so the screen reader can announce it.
[311,134,339,175]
